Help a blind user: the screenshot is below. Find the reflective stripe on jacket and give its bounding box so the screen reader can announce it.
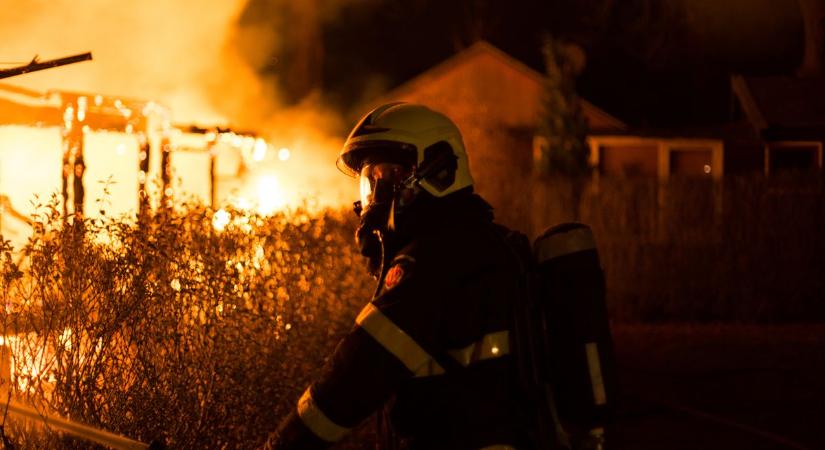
[264,193,532,450]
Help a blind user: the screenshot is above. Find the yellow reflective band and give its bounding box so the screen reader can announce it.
[535,227,596,263]
[356,303,443,375]
[296,387,351,442]
[585,342,607,406]
[447,330,510,367]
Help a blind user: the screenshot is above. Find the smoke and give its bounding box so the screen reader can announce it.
[0,0,355,207]
[684,0,801,66]
[1,0,249,123]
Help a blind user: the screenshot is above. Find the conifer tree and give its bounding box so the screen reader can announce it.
[537,36,590,219]
[537,36,589,177]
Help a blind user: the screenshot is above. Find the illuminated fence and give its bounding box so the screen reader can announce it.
[520,173,825,322]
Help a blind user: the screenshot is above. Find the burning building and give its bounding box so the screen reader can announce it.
[0,82,278,251]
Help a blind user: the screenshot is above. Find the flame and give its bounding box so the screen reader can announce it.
[0,0,356,227]
[1,333,50,393]
[278,147,291,161]
[253,139,268,162]
[257,174,286,215]
[212,209,231,231]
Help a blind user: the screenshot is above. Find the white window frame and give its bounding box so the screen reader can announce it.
[587,136,724,180]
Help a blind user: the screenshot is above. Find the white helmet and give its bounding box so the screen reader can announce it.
[337,102,474,198]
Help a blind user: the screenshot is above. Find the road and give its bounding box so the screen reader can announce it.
[611,324,825,450]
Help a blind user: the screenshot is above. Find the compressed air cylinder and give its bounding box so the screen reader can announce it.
[533,223,616,433]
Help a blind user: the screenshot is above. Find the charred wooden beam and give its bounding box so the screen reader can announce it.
[0,52,92,80]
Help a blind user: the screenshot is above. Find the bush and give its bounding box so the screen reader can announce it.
[0,198,375,449]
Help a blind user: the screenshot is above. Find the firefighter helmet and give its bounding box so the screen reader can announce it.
[337,102,474,198]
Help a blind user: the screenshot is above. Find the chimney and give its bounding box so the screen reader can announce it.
[797,0,825,77]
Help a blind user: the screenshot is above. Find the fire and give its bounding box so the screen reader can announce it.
[0,0,355,247]
[211,173,289,231]
[257,174,286,215]
[0,333,52,394]
[212,209,231,231]
[278,147,291,161]
[253,139,268,162]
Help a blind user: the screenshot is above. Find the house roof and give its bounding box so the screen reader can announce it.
[732,74,825,135]
[0,83,166,130]
[588,120,759,143]
[377,40,627,131]
[0,83,61,126]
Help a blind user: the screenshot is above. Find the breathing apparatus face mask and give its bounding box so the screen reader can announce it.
[359,162,412,211]
[354,162,413,276]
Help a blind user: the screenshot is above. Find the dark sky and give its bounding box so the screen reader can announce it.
[243,0,804,128]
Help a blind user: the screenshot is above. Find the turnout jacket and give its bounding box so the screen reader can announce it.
[264,193,532,450]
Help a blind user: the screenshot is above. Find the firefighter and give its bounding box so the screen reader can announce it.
[263,103,537,450]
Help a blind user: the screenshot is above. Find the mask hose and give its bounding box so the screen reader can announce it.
[355,178,395,277]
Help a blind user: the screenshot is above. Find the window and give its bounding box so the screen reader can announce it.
[588,137,724,180]
[670,148,713,177]
[599,144,658,177]
[765,142,823,174]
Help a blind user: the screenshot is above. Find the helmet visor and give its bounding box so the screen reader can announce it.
[338,140,417,177]
[359,162,412,210]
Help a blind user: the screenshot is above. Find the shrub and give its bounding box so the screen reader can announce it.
[0,197,375,449]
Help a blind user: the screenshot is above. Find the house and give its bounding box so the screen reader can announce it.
[0,83,166,221]
[0,83,263,250]
[368,41,730,225]
[731,74,825,174]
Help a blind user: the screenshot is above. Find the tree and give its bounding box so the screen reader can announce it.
[536,36,590,219]
[537,36,589,177]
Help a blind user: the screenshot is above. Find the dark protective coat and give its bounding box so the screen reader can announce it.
[264,193,533,450]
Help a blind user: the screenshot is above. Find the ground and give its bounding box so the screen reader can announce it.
[612,324,825,450]
[338,323,825,450]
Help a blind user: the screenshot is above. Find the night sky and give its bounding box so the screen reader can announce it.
[242,0,804,128]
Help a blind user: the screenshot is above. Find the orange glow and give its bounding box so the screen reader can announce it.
[212,209,231,231]
[257,175,286,214]
[278,147,291,161]
[0,0,353,238]
[1,333,51,393]
[253,139,268,162]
